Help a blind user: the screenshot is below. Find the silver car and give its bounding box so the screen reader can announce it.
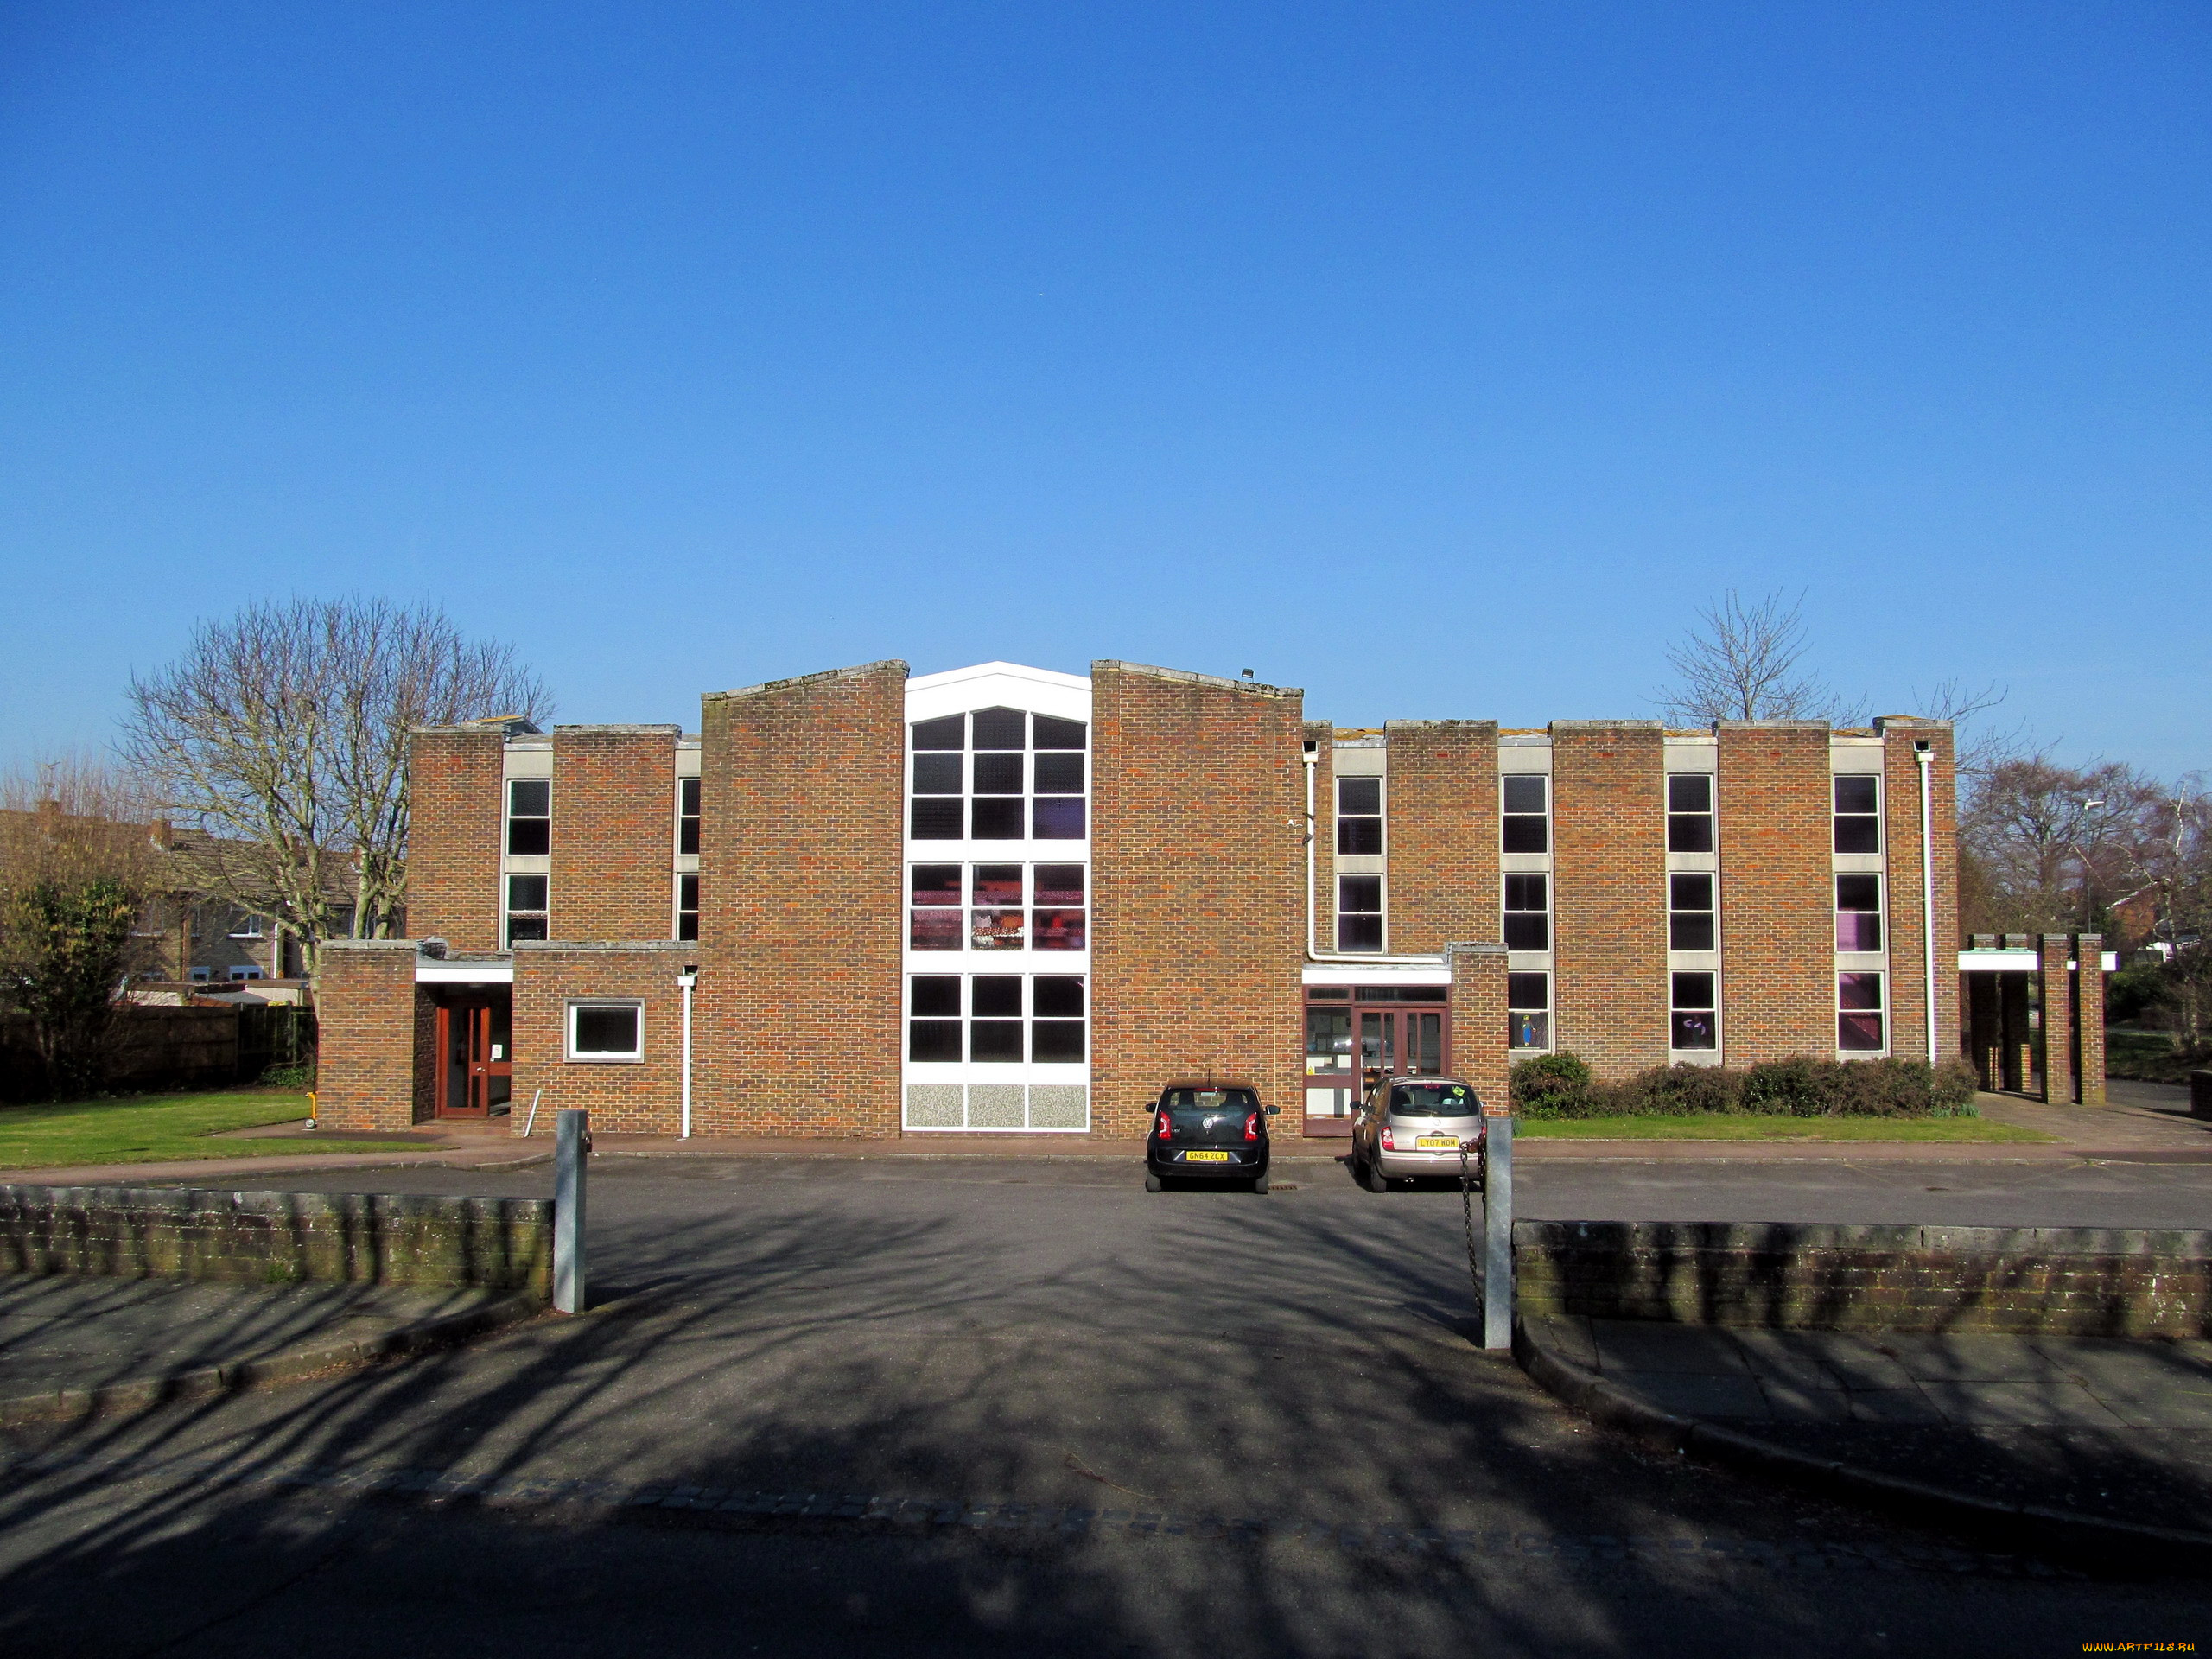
[1351,1075,1486,1192]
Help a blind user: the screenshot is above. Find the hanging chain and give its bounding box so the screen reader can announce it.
[1458,1136,1484,1316]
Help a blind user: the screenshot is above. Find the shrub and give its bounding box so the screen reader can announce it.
[1510,1051,1594,1118]
[1740,1057,1827,1116]
[1605,1063,1745,1117]
[260,1061,316,1090]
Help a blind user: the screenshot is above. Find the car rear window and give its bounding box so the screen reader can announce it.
[1389,1083,1478,1117]
[1160,1088,1259,1111]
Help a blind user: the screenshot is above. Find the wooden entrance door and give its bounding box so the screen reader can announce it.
[435,997,512,1118]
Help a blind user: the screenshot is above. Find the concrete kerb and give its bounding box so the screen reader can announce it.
[0,1287,548,1428]
[1510,1318,2212,1575]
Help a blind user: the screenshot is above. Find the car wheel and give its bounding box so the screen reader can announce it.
[1252,1173,1270,1195]
[1144,1173,1163,1193]
[1363,1154,1389,1193]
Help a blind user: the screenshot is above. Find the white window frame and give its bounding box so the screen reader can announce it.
[567,1000,645,1063]
[227,912,265,939]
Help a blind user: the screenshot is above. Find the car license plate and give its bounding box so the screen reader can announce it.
[1184,1150,1230,1163]
[1416,1136,1460,1150]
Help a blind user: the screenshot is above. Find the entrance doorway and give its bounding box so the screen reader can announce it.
[433,995,512,1119]
[1304,986,1451,1135]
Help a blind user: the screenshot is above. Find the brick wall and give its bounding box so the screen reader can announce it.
[1092,662,1306,1139]
[314,941,426,1131]
[1386,720,1501,957]
[693,661,906,1136]
[2037,932,2076,1105]
[1880,720,1958,1066]
[1516,1220,2212,1338]
[511,942,690,1134]
[2075,932,2107,1105]
[1447,942,1510,1109]
[1551,722,1669,1078]
[406,728,507,953]
[0,1185,550,1295]
[1716,723,1833,1065]
[552,725,680,942]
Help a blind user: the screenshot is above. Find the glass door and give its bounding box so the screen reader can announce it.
[435,996,512,1118]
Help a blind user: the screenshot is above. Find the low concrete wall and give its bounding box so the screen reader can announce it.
[1516,1220,2211,1338]
[0,1186,551,1299]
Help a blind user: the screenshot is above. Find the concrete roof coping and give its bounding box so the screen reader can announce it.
[551,723,683,736]
[512,939,696,953]
[318,938,419,952]
[1714,719,1833,732]
[1384,718,1500,733]
[705,660,909,703]
[1873,715,1956,732]
[410,717,542,738]
[1446,940,1510,955]
[1091,660,1302,698]
[1497,732,1550,746]
[1548,719,1665,732]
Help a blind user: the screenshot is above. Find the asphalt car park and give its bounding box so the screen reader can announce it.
[3,1153,2208,1655]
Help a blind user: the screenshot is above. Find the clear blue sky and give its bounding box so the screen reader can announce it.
[3,3,2206,774]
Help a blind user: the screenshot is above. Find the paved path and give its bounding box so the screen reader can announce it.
[1524,1315,2212,1536]
[0,1278,517,1395]
[1,1158,2205,1656]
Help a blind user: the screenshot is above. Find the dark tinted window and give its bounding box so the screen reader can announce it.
[1032,1022,1084,1062]
[506,818,550,856]
[909,1021,962,1061]
[573,1006,639,1054]
[1834,776,1880,815]
[912,865,961,905]
[971,708,1027,750]
[1836,874,1881,910]
[971,976,1021,1017]
[972,865,1021,904]
[911,798,963,839]
[509,779,550,816]
[1033,798,1084,838]
[1338,778,1381,815]
[1507,972,1548,1009]
[507,875,548,912]
[969,1021,1024,1060]
[505,916,548,943]
[1033,753,1084,793]
[971,798,1023,838]
[1502,776,1547,814]
[1033,976,1084,1018]
[1033,715,1087,750]
[912,754,963,794]
[973,753,1024,794]
[912,715,965,751]
[1338,817,1382,855]
[910,976,961,1017]
[1033,864,1084,905]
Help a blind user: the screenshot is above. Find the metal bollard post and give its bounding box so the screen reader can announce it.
[1483,1116,1514,1351]
[554,1109,590,1314]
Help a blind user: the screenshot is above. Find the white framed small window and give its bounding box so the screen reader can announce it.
[227,912,264,938]
[568,1001,644,1062]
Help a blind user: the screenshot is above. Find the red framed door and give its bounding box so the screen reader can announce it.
[434,997,513,1118]
[1357,1007,1447,1084]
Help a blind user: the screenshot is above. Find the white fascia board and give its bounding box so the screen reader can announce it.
[1955,950,2120,972]
[416,962,515,984]
[906,662,1091,721]
[1303,963,1451,986]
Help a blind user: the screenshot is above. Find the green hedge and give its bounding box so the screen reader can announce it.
[1509,1052,1980,1120]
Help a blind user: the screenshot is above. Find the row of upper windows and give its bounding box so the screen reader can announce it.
[1496,968,1888,1054]
[502,873,699,946]
[1340,774,1887,856]
[503,779,701,858]
[1336,872,1886,955]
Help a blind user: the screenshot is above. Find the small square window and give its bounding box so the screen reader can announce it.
[910,910,963,950]
[969,1021,1024,1061]
[1503,776,1547,815]
[972,866,1022,904]
[569,1002,643,1062]
[911,865,962,906]
[1032,909,1086,950]
[1033,864,1084,906]
[909,1020,963,1062]
[1667,775,1711,813]
[971,798,1024,839]
[971,976,1022,1018]
[506,916,549,944]
[507,874,548,913]
[1838,971,1883,1011]
[969,909,1026,950]
[1031,1021,1085,1062]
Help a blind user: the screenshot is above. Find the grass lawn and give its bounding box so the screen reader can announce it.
[0,1090,428,1169]
[2107,1027,2208,1084]
[1516,1114,2055,1142]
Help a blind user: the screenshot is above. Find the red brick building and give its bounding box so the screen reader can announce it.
[315,658,2094,1139]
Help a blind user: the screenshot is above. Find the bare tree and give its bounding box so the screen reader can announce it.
[120,599,550,972]
[2112,774,2212,1047]
[1957,753,2142,936]
[0,760,163,1096]
[1655,589,1866,724]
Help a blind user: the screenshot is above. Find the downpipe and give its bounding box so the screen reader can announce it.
[1916,741,1939,1065]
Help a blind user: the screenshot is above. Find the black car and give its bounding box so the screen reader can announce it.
[1144,1080,1279,1192]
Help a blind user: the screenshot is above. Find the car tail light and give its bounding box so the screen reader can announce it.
[1243,1113,1259,1141]
[1156,1111,1172,1140]
[1380,1126,1395,1151]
